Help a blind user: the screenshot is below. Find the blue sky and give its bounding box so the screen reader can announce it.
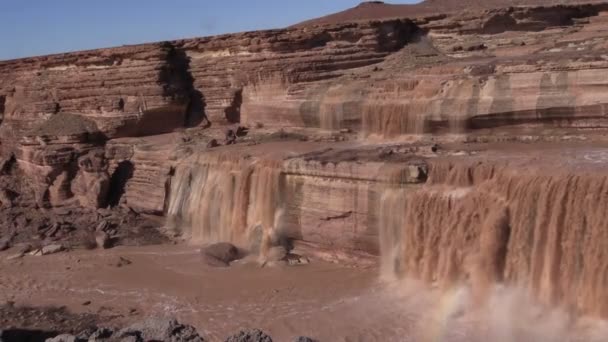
[0,0,418,61]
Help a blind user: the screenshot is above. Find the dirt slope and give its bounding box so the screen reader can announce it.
[295,0,608,26]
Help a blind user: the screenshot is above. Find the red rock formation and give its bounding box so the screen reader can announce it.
[2,0,608,321]
[244,3,608,136]
[0,43,191,146]
[296,0,608,27]
[176,19,417,124]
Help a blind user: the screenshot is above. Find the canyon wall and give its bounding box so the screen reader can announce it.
[243,4,608,136]
[5,3,608,147]
[0,19,417,209]
[1,0,608,320]
[165,146,428,257]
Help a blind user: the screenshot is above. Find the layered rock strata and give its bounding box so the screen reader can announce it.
[166,144,428,256]
[1,0,608,321]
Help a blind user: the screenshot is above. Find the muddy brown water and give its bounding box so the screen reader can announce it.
[1,245,608,342]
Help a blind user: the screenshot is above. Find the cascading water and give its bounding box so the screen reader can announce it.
[166,153,284,253]
[378,160,608,317]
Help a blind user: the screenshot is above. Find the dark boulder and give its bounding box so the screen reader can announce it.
[225,129,237,145]
[0,239,10,252]
[206,139,219,149]
[235,126,249,137]
[225,329,272,342]
[200,242,240,267]
[294,337,317,342]
[118,317,204,342]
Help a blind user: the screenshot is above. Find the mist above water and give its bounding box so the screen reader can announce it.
[357,279,608,342]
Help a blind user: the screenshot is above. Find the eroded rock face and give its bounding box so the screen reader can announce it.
[225,329,273,342]
[3,0,608,321]
[118,317,205,342]
[0,43,191,146]
[243,3,608,137]
[71,151,110,208]
[5,3,608,212]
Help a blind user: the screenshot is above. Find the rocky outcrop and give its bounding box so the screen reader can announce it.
[200,242,241,267]
[165,145,428,256]
[3,0,608,322]
[0,43,192,208]
[117,317,204,342]
[0,18,418,212]
[175,19,417,124]
[5,3,608,208]
[244,3,608,136]
[105,134,182,214]
[296,0,608,27]
[225,329,272,342]
[71,150,110,208]
[0,43,191,147]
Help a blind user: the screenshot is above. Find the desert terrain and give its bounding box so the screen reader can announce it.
[2,0,608,341]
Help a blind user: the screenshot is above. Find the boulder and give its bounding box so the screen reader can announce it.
[95,231,111,249]
[206,139,219,149]
[225,129,237,145]
[0,239,10,252]
[45,334,80,342]
[6,244,32,260]
[71,151,110,209]
[236,126,249,137]
[294,338,317,342]
[225,329,272,342]
[118,317,204,342]
[200,242,240,267]
[41,244,64,255]
[87,327,113,340]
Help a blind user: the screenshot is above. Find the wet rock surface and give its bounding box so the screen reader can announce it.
[200,243,241,267]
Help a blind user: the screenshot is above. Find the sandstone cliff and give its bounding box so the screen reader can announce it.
[1,0,608,321]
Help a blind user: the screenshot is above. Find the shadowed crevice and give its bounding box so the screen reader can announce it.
[164,44,208,128]
[108,160,134,207]
[225,89,243,124]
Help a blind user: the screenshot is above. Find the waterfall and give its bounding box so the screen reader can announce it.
[166,153,283,252]
[362,102,428,137]
[379,161,608,316]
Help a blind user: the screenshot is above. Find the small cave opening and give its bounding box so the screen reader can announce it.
[224,89,243,124]
[118,98,125,112]
[107,160,134,207]
[185,91,208,128]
